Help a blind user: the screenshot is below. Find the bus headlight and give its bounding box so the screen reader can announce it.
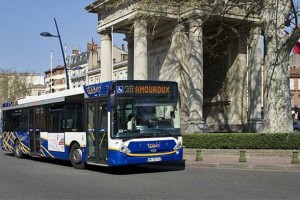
[119,144,131,154]
[174,141,182,150]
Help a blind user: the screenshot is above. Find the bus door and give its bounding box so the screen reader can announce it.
[86,100,108,164]
[29,107,43,153]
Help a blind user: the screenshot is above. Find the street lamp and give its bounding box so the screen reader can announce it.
[40,17,70,90]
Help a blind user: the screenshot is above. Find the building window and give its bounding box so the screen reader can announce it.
[290,79,295,90]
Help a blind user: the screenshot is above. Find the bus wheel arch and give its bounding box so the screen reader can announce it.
[14,139,24,159]
[69,142,85,169]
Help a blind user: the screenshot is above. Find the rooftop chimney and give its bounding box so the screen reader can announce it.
[87,40,98,51]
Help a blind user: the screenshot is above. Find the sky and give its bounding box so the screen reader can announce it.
[0,0,126,74]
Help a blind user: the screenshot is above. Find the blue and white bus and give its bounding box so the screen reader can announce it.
[0,80,183,168]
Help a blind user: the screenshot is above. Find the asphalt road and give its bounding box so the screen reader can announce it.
[1,150,300,200]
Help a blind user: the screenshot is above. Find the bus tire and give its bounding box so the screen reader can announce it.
[14,140,24,159]
[70,143,85,169]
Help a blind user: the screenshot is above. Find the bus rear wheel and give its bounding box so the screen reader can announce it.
[70,143,85,169]
[14,140,24,159]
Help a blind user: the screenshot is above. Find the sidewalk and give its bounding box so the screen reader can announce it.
[183,148,300,171]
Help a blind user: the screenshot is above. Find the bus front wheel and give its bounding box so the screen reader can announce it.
[70,143,85,169]
[14,140,24,159]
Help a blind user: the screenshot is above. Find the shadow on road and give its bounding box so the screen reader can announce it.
[86,160,186,175]
[4,152,72,167]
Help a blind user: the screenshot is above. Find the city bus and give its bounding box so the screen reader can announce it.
[0,80,183,168]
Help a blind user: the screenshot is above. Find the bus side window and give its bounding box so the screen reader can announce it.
[48,105,64,132]
[63,104,83,132]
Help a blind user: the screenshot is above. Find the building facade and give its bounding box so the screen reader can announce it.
[45,42,128,92]
[45,66,67,93]
[85,0,263,133]
[289,54,300,119]
[84,42,128,85]
[67,49,88,89]
[26,73,46,96]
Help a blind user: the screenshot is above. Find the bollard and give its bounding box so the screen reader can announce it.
[239,150,246,162]
[291,151,300,164]
[195,149,202,161]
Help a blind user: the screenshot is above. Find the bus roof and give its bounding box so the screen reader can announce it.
[2,80,178,110]
[2,87,84,110]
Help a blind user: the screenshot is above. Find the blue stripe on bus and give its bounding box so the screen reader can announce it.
[127,140,176,154]
[39,139,87,161]
[107,148,183,166]
[1,131,87,162]
[1,131,29,153]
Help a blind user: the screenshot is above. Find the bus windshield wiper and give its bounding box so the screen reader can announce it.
[121,133,153,142]
[149,128,173,136]
[133,133,153,138]
[120,128,175,142]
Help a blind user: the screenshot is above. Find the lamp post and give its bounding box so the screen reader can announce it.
[50,51,53,93]
[40,17,70,90]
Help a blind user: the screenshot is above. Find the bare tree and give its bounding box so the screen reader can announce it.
[0,69,33,106]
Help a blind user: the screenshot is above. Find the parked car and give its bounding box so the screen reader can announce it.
[293,120,300,131]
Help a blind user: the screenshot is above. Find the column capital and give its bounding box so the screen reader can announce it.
[188,18,203,30]
[250,25,261,35]
[99,29,111,37]
[189,18,203,42]
[134,19,147,28]
[134,19,147,37]
[174,23,185,34]
[101,33,111,43]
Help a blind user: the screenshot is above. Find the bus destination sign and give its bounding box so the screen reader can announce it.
[117,85,170,94]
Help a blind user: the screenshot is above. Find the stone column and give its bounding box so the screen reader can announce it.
[248,26,263,132]
[134,19,147,80]
[100,30,112,82]
[185,18,209,133]
[125,35,134,80]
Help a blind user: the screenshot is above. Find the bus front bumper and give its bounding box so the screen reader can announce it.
[107,148,183,166]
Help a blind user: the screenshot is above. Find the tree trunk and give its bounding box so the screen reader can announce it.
[262,0,294,132]
[263,49,293,132]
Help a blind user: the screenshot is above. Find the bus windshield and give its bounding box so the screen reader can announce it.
[112,96,181,139]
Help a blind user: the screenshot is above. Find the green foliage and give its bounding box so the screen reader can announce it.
[183,133,300,149]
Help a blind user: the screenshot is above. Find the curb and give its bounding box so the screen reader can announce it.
[185,160,300,171]
[183,149,300,171]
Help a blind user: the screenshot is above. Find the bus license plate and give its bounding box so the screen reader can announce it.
[148,157,162,162]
